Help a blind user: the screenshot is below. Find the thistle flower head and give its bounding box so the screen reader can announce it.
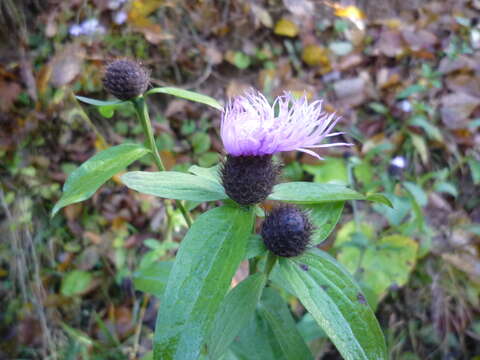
[261,205,313,258]
[103,59,150,100]
[220,90,351,159]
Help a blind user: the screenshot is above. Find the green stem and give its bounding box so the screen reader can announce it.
[132,96,193,227]
[264,252,277,277]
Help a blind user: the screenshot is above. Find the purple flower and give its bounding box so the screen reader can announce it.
[220,90,351,159]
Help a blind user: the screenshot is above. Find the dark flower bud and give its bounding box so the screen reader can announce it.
[220,155,280,206]
[102,59,150,100]
[261,205,313,257]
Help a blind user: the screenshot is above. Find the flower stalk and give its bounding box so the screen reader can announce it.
[132,96,193,227]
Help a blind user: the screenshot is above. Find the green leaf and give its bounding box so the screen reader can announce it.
[335,226,418,307]
[61,270,93,297]
[198,152,219,168]
[52,144,150,217]
[269,182,364,204]
[278,249,387,360]
[259,288,314,360]
[76,96,128,118]
[409,115,443,142]
[304,202,344,245]
[229,312,287,360]
[191,132,211,154]
[434,181,458,197]
[207,273,266,360]
[365,193,394,208]
[372,194,411,226]
[303,157,348,184]
[468,158,480,185]
[396,84,426,99]
[244,234,267,260]
[121,171,227,202]
[188,164,221,184]
[133,261,173,297]
[146,87,223,111]
[153,205,254,360]
[76,95,125,107]
[232,52,251,69]
[403,182,428,206]
[297,313,326,342]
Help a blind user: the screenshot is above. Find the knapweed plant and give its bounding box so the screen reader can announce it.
[53,59,389,360]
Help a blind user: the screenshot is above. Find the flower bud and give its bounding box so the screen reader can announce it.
[261,205,313,257]
[103,59,150,100]
[220,155,279,206]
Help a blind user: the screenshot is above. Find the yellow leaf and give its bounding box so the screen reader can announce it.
[301,45,329,67]
[323,1,366,30]
[410,133,429,165]
[334,5,365,20]
[273,18,299,37]
[128,0,164,27]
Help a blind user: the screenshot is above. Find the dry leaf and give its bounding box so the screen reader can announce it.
[376,29,404,57]
[283,0,314,17]
[333,76,368,107]
[49,43,85,87]
[446,74,480,98]
[251,4,273,28]
[0,80,21,112]
[441,93,480,129]
[301,44,329,67]
[273,18,299,37]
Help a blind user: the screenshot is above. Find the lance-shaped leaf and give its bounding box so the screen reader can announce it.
[121,171,227,202]
[146,87,223,111]
[304,202,345,245]
[229,312,287,360]
[278,249,387,360]
[207,273,266,360]
[76,95,128,118]
[133,261,173,298]
[269,182,364,204]
[52,143,150,217]
[258,288,313,360]
[76,96,125,107]
[154,205,254,360]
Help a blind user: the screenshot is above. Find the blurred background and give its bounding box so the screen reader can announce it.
[0,0,479,359]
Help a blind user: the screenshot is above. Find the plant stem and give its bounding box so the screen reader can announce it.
[264,252,277,277]
[132,96,193,227]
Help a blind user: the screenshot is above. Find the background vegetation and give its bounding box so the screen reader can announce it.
[0,0,479,359]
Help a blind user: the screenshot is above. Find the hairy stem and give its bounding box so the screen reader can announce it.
[132,96,193,227]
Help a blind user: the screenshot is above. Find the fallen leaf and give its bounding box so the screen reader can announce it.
[251,4,273,28]
[375,29,404,57]
[0,80,21,112]
[273,18,299,37]
[301,44,329,67]
[446,74,480,98]
[402,28,437,52]
[333,75,370,107]
[441,93,480,129]
[376,67,401,89]
[283,0,314,17]
[337,53,363,71]
[438,55,478,74]
[49,43,85,87]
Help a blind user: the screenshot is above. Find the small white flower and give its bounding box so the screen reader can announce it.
[398,100,412,113]
[390,156,406,169]
[113,11,128,25]
[69,24,83,37]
